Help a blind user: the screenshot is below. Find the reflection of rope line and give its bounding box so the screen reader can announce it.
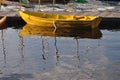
[42,37,46,60]
[54,36,59,65]
[75,38,80,68]
[1,30,7,64]
[19,36,24,59]
[15,29,24,59]
[41,37,49,61]
[15,29,25,73]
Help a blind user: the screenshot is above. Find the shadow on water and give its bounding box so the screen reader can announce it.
[5,17,26,29]
[99,18,120,31]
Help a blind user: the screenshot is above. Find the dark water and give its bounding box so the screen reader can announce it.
[0,24,120,80]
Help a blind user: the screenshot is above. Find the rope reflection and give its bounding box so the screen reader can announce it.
[1,30,7,64]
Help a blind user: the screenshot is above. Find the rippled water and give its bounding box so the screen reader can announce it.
[0,25,120,80]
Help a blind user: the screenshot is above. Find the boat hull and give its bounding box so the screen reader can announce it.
[19,10,102,29]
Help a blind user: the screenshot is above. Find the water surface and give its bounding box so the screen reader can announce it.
[0,24,120,80]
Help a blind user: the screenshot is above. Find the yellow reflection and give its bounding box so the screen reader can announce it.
[20,24,102,39]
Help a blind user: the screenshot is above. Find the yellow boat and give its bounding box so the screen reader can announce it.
[19,10,102,29]
[20,24,102,39]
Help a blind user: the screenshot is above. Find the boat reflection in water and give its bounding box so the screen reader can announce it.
[20,24,102,39]
[19,24,102,65]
